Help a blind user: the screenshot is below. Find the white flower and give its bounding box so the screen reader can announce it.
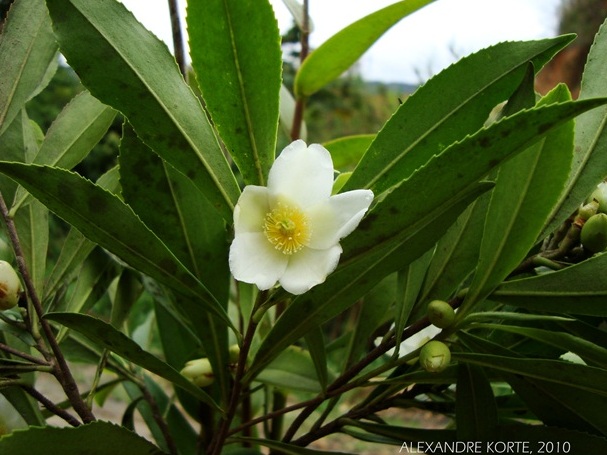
[229,140,374,295]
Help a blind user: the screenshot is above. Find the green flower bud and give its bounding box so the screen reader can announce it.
[0,261,21,311]
[419,340,451,373]
[229,344,240,364]
[427,300,455,329]
[180,358,214,387]
[581,213,607,253]
[578,200,599,221]
[588,182,607,213]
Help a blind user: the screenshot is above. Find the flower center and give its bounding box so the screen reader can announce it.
[263,203,310,255]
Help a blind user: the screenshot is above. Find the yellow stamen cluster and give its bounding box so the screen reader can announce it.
[263,203,310,255]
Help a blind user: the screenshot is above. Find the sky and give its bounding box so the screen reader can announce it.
[118,0,562,84]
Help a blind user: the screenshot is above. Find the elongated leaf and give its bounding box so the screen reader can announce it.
[343,35,575,195]
[45,312,219,410]
[46,0,239,221]
[188,0,281,185]
[0,420,167,455]
[305,327,328,390]
[456,364,498,440]
[491,252,607,315]
[541,18,607,239]
[294,0,435,97]
[230,437,352,455]
[0,0,58,135]
[474,323,607,368]
[250,98,607,378]
[256,346,328,393]
[454,352,607,397]
[119,124,230,399]
[14,200,48,294]
[461,85,575,315]
[323,134,374,172]
[0,162,231,326]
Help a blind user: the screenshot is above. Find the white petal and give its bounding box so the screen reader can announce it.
[306,189,374,249]
[279,245,342,295]
[229,232,288,290]
[268,140,334,209]
[234,186,269,234]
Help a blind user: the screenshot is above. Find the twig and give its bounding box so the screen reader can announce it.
[21,383,81,427]
[0,192,95,423]
[167,0,186,77]
[290,0,310,141]
[0,341,50,365]
[140,383,179,455]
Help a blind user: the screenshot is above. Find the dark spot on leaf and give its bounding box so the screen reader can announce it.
[159,258,178,276]
[479,136,492,148]
[488,159,500,169]
[88,194,108,213]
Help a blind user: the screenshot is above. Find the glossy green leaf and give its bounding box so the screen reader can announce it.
[456,364,498,440]
[250,97,607,379]
[343,35,575,195]
[454,352,607,397]
[0,388,44,427]
[45,0,239,221]
[491,252,607,315]
[474,323,607,368]
[0,0,58,135]
[110,269,143,329]
[119,124,230,399]
[323,134,374,172]
[0,162,231,326]
[45,312,219,411]
[461,85,575,315]
[187,0,281,185]
[294,0,435,97]
[0,421,167,455]
[255,346,328,393]
[541,18,607,239]
[14,200,48,295]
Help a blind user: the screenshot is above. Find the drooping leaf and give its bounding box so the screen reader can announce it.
[294,0,436,97]
[456,364,498,441]
[461,84,575,316]
[14,199,48,295]
[541,18,607,239]
[343,35,575,196]
[0,162,231,326]
[0,0,58,135]
[491,252,607,316]
[187,0,281,185]
[45,0,240,220]
[119,124,230,400]
[45,312,219,411]
[0,421,167,455]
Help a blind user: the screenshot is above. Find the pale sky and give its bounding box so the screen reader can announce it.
[119,0,562,84]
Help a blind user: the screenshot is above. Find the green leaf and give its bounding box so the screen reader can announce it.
[45,312,219,411]
[304,327,328,390]
[119,124,230,400]
[0,421,167,455]
[473,323,607,368]
[343,35,575,195]
[0,162,231,326]
[456,364,498,440]
[0,388,44,427]
[461,84,575,315]
[255,346,328,393]
[0,0,58,135]
[45,0,239,221]
[294,0,435,97]
[491,252,607,315]
[0,112,32,203]
[323,134,374,172]
[187,0,281,185]
[454,352,607,397]
[541,18,607,239]
[14,200,48,295]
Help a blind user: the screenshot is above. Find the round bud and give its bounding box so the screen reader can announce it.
[426,300,455,329]
[180,358,214,387]
[419,340,451,373]
[588,182,607,214]
[229,344,240,364]
[581,213,607,253]
[0,261,21,311]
